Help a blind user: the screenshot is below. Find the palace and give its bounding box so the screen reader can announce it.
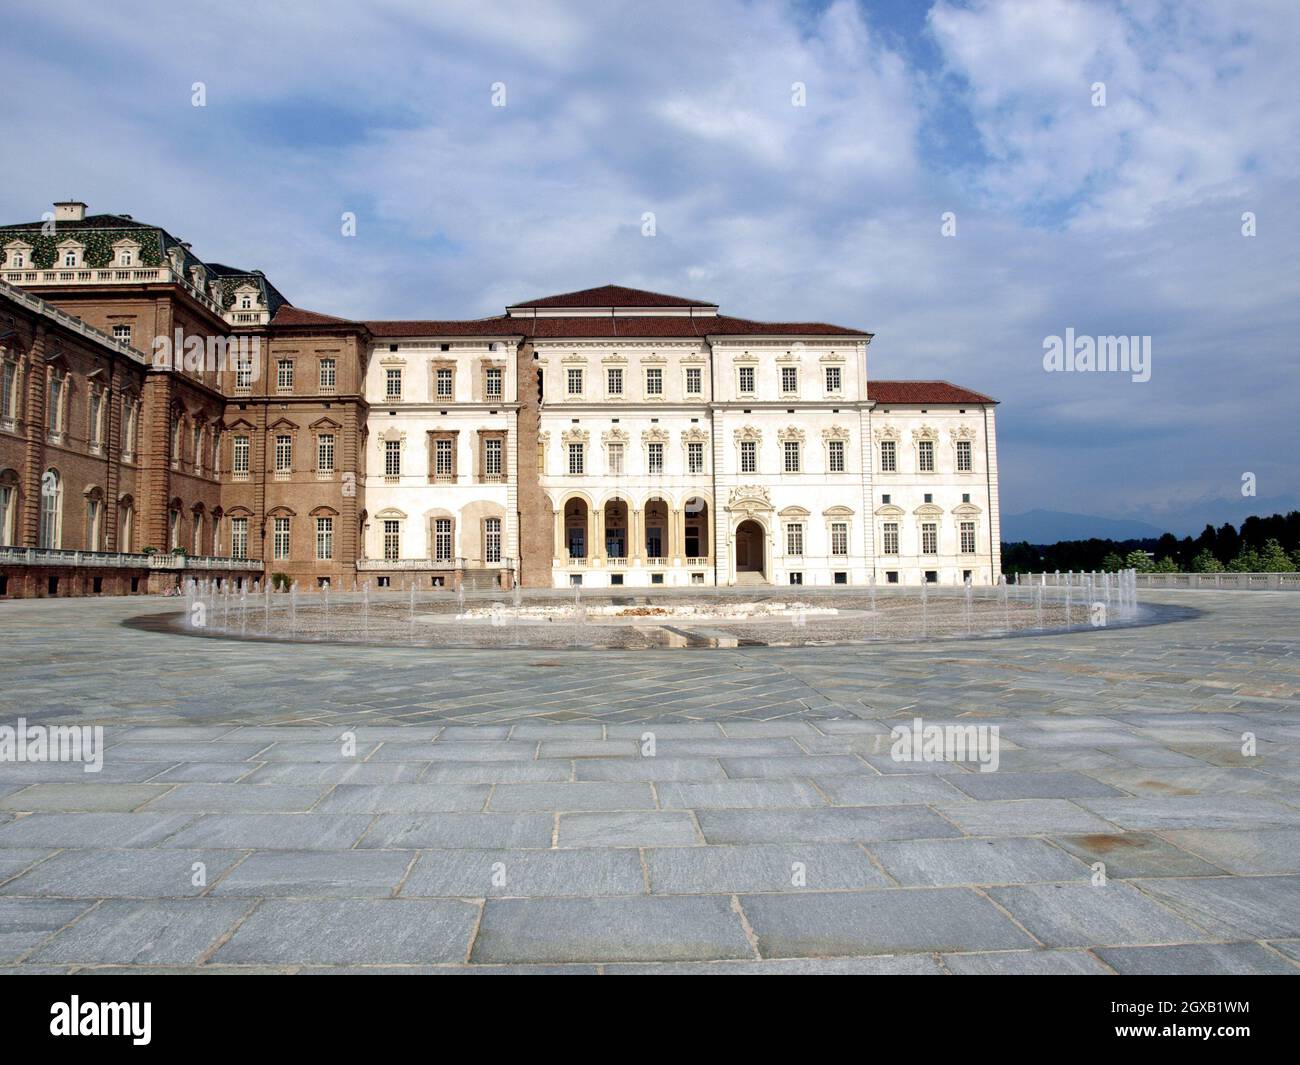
[0,202,1000,596]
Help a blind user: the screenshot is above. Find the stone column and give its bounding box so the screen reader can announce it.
[592,505,604,564]
[553,508,564,559]
[631,508,643,564]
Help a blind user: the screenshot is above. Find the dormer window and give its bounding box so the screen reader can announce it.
[63,250,77,267]
[3,241,31,270]
[241,295,252,310]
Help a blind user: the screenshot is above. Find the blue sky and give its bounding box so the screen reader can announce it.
[3,0,1297,535]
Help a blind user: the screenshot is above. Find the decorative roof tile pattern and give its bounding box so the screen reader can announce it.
[869,380,996,404]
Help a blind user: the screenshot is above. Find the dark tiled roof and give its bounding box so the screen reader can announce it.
[363,316,518,337]
[869,380,996,404]
[360,314,867,339]
[272,306,357,327]
[507,284,716,309]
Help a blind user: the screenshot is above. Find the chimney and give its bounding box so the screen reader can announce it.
[53,201,87,222]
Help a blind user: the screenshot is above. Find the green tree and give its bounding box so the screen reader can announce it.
[1124,549,1153,572]
[1151,556,1179,573]
[1227,547,1262,572]
[1257,538,1296,572]
[1100,551,1124,572]
[1191,548,1224,573]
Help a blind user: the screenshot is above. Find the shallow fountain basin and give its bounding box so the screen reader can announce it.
[446,602,843,624]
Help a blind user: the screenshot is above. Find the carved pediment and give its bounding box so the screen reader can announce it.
[726,485,772,511]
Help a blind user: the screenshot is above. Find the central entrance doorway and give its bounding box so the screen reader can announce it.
[734,519,765,579]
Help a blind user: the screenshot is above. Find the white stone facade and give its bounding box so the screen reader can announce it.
[353,286,1001,589]
[361,332,519,585]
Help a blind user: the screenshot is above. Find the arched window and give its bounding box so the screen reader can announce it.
[119,500,134,553]
[39,469,61,549]
[0,469,18,547]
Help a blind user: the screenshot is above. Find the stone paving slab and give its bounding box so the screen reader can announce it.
[988,883,1208,947]
[739,888,1036,956]
[1,591,1298,971]
[1095,943,1300,975]
[869,837,1090,887]
[213,899,480,965]
[471,896,754,964]
[403,848,644,898]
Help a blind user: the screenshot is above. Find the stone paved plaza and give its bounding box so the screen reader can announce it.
[0,590,1298,974]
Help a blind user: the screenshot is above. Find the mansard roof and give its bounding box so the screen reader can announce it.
[0,210,289,315]
[869,380,997,405]
[507,284,716,310]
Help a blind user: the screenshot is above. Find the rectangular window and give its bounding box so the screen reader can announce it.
[112,324,132,345]
[383,519,401,561]
[647,442,664,474]
[275,434,292,474]
[957,439,972,472]
[486,366,503,398]
[566,368,583,395]
[919,439,935,472]
[828,439,845,472]
[1,361,16,422]
[233,436,250,476]
[318,359,336,392]
[317,433,335,474]
[385,439,401,478]
[831,522,848,556]
[484,437,503,477]
[825,365,842,393]
[606,367,623,396]
[387,367,403,399]
[783,440,800,473]
[567,442,584,475]
[48,375,63,434]
[485,517,502,564]
[316,517,333,560]
[645,367,663,396]
[231,517,248,560]
[922,522,937,555]
[880,439,896,472]
[434,518,452,562]
[436,367,452,398]
[273,517,291,560]
[687,441,704,474]
[235,357,253,392]
[738,365,755,394]
[277,360,294,391]
[883,522,899,555]
[786,523,804,556]
[88,391,102,448]
[607,442,624,475]
[781,366,798,394]
[435,437,453,478]
[740,439,757,474]
[961,521,976,554]
[685,366,702,395]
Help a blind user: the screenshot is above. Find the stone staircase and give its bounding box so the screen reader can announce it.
[460,567,506,592]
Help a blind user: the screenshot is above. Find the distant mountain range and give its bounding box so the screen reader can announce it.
[1002,509,1169,544]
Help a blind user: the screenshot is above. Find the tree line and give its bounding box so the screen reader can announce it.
[1002,511,1300,575]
